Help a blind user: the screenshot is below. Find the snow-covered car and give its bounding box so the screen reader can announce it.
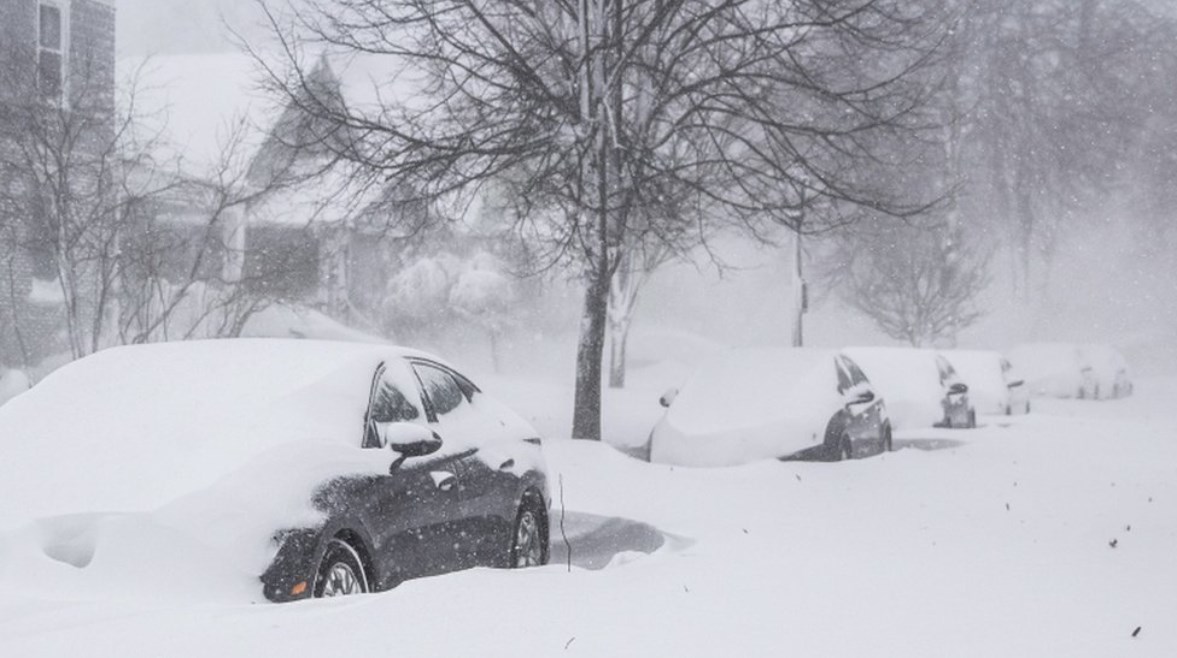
[1007,343,1099,399]
[940,350,1031,416]
[844,347,976,430]
[648,348,891,467]
[1080,344,1133,399]
[0,339,549,602]
[933,354,976,428]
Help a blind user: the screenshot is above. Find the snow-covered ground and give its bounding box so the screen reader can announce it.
[1,377,1174,656]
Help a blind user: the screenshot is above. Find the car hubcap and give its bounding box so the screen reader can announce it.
[320,562,362,597]
[514,511,543,567]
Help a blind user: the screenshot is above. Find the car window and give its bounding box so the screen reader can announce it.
[935,356,955,384]
[843,358,869,386]
[413,363,468,418]
[835,358,852,393]
[364,363,424,448]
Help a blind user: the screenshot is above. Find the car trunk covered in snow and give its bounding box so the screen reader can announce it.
[942,350,1010,415]
[650,348,843,466]
[844,347,945,430]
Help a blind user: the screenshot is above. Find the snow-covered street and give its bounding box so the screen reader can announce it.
[1,378,1174,657]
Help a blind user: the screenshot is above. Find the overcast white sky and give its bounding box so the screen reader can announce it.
[117,0,269,56]
[116,0,1177,57]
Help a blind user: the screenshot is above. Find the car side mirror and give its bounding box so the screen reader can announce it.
[379,422,443,456]
[1007,379,1025,389]
[659,387,679,408]
[852,389,875,405]
[844,382,874,406]
[949,382,968,395]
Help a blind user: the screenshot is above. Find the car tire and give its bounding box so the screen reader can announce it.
[882,425,893,453]
[509,496,548,568]
[1005,405,1012,416]
[314,538,369,598]
[968,410,977,429]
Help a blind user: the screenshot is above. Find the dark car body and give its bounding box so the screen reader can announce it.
[262,355,549,602]
[830,354,893,458]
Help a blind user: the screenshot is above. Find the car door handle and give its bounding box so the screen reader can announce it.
[498,458,515,470]
[430,471,457,492]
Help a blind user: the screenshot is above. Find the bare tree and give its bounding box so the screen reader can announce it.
[257,0,943,439]
[0,44,135,359]
[828,217,990,347]
[0,50,343,366]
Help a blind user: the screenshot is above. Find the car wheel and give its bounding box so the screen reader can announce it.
[968,410,977,429]
[882,425,893,453]
[1005,405,1012,416]
[509,498,547,568]
[314,538,369,598]
[1025,401,1031,414]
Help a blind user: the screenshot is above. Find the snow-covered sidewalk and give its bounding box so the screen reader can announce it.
[1,380,1174,657]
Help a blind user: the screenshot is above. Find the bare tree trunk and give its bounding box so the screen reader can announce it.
[608,316,630,389]
[572,245,610,440]
[790,226,804,347]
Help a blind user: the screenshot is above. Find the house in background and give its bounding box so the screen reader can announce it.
[0,0,117,368]
[130,51,427,336]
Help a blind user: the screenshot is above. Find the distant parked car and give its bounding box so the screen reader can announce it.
[0,340,549,602]
[941,350,1030,416]
[1001,357,1032,414]
[1008,343,1101,399]
[934,354,976,428]
[844,347,976,430]
[647,348,891,467]
[1081,344,1133,399]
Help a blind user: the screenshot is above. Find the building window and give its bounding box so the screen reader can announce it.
[38,3,64,99]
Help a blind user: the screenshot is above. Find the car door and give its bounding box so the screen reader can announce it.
[360,359,468,582]
[409,360,518,568]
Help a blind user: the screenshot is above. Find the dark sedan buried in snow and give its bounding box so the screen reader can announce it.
[0,340,549,602]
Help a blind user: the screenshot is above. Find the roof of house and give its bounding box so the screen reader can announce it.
[121,50,420,228]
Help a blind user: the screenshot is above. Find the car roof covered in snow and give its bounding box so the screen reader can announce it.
[0,339,445,528]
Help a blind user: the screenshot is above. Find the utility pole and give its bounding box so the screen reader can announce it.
[791,219,807,347]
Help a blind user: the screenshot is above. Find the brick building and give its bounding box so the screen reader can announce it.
[0,0,116,367]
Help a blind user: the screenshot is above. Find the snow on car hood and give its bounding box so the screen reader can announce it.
[0,339,426,529]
